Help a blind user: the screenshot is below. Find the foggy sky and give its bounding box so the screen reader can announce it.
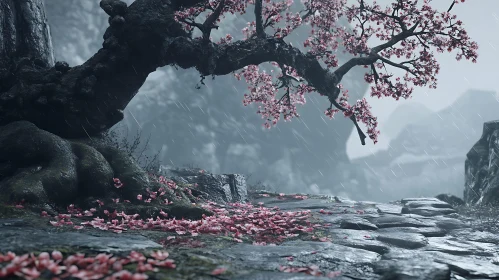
[347,0,499,158]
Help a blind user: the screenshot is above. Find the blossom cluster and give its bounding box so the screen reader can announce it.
[0,250,174,280]
[174,0,476,144]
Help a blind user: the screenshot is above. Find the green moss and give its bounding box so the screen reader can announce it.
[0,204,30,218]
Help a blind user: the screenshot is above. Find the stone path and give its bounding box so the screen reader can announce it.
[0,195,498,279]
[230,194,499,279]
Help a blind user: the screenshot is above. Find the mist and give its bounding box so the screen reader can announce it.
[44,0,499,202]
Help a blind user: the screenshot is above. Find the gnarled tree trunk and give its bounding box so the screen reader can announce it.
[0,0,54,68]
[0,0,146,138]
[1,0,368,140]
[0,0,210,216]
[0,0,373,210]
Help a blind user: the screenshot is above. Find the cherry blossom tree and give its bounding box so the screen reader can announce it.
[0,2,483,268]
[0,0,477,144]
[175,0,477,144]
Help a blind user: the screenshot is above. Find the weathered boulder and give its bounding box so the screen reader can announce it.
[157,165,248,204]
[464,120,499,205]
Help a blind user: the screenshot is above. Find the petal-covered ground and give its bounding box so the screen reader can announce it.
[1,191,499,279]
[0,250,174,279]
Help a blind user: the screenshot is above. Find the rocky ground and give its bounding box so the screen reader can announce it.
[0,191,498,280]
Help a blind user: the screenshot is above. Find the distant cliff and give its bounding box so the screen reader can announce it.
[465,120,499,205]
[380,102,433,139]
[352,89,499,202]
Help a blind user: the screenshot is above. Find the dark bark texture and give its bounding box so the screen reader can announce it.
[0,0,54,68]
[0,0,221,214]
[0,0,495,209]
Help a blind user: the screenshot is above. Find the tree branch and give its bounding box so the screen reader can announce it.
[254,0,265,37]
[372,54,418,76]
[202,0,225,41]
[330,100,367,145]
[447,0,456,12]
[0,0,380,142]
[0,0,428,144]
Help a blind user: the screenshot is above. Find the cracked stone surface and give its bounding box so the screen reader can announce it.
[1,195,498,279]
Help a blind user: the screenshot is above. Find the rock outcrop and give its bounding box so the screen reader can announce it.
[157,165,248,204]
[465,120,499,205]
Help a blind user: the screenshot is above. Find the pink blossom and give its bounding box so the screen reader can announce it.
[211,267,227,275]
[113,178,123,188]
[51,251,63,261]
[327,270,342,278]
[38,252,50,260]
[19,267,40,279]
[174,0,476,144]
[150,251,169,261]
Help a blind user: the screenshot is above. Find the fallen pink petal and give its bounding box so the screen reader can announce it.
[210,267,227,275]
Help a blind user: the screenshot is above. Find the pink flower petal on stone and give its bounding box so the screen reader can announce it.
[211,267,227,275]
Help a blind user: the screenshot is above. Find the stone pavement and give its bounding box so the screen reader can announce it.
[0,194,497,279]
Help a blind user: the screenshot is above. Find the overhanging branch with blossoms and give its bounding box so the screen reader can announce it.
[172,0,477,144]
[0,0,477,143]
